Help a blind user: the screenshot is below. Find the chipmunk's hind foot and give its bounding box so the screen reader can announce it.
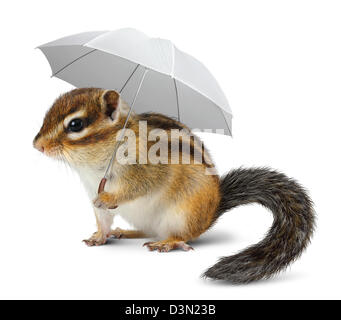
[109,228,146,239]
[143,239,194,252]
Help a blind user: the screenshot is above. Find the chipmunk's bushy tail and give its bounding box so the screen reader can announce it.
[204,168,315,284]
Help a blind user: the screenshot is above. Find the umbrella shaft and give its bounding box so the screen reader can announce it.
[102,67,149,182]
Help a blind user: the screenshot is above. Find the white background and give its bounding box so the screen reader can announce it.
[0,0,340,300]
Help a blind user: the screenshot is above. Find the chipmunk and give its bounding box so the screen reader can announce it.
[33,88,315,284]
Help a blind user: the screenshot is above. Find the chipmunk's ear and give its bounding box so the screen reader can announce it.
[101,90,120,120]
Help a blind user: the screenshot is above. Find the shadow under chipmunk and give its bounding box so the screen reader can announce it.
[103,228,234,250]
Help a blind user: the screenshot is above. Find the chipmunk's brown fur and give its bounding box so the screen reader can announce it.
[33,88,315,283]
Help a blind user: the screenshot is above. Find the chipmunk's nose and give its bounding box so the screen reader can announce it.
[34,142,45,153]
[33,136,45,153]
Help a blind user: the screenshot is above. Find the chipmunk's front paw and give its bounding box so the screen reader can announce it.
[93,192,118,210]
[83,232,107,246]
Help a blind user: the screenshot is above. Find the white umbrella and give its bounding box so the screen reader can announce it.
[38,28,232,191]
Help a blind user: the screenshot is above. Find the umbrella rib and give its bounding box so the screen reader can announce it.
[51,49,97,77]
[119,64,140,93]
[219,107,232,136]
[173,78,180,121]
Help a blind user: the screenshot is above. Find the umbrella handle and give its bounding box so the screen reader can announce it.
[97,178,118,209]
[98,177,107,194]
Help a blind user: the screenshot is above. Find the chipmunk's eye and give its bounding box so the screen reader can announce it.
[68,118,84,132]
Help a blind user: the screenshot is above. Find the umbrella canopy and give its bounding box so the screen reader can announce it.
[38,28,232,135]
